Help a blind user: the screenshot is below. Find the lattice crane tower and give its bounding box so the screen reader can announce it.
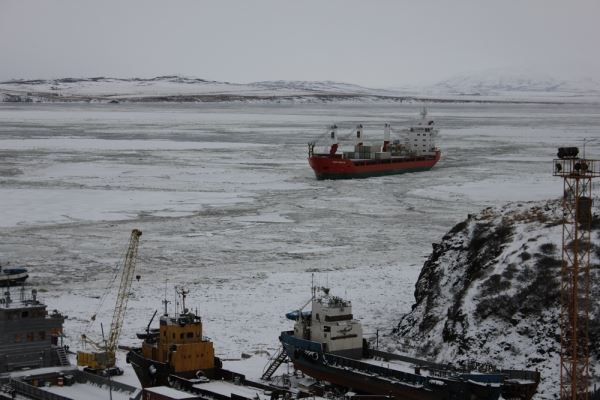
[553,147,599,399]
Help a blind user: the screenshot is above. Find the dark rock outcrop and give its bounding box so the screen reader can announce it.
[393,200,600,397]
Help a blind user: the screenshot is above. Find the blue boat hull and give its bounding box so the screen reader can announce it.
[1,268,29,286]
[280,331,502,400]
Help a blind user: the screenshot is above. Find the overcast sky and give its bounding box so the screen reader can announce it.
[1,0,599,87]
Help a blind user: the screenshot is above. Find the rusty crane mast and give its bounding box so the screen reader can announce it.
[553,147,599,399]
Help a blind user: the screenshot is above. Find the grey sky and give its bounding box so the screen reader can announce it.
[1,0,598,87]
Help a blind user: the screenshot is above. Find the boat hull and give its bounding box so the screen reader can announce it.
[0,269,29,285]
[280,332,502,400]
[127,348,219,388]
[308,151,441,180]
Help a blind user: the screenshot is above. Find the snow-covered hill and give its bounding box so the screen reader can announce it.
[0,76,403,104]
[2,73,599,104]
[252,80,392,96]
[428,69,600,98]
[391,200,600,399]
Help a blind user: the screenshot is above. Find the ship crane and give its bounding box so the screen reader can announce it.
[77,229,142,375]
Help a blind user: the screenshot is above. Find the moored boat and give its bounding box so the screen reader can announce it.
[279,286,540,400]
[0,287,67,372]
[126,287,221,388]
[0,264,29,286]
[308,109,441,180]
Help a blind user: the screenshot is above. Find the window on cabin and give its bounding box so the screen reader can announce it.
[187,332,194,338]
[21,311,29,318]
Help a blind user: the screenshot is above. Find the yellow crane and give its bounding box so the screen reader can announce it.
[77,229,142,375]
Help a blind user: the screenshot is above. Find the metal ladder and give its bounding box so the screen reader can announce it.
[261,348,288,381]
[56,346,70,366]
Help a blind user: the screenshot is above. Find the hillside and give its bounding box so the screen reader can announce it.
[3,74,599,104]
[429,69,600,98]
[391,199,600,398]
[0,76,403,104]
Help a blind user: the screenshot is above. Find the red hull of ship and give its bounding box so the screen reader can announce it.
[309,151,441,180]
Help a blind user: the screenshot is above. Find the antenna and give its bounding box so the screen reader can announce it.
[162,279,170,315]
[553,148,600,399]
[176,286,189,313]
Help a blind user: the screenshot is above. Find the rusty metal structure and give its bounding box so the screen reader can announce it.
[553,148,599,399]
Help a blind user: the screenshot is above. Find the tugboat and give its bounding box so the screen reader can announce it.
[0,287,67,372]
[308,108,441,180]
[126,286,221,388]
[279,286,540,400]
[0,263,29,286]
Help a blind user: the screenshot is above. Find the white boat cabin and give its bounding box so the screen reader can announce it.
[293,287,363,358]
[400,108,439,156]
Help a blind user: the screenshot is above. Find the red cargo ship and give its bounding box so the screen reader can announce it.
[308,109,441,180]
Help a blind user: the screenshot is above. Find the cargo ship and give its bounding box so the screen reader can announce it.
[126,287,222,388]
[279,286,540,400]
[308,109,440,180]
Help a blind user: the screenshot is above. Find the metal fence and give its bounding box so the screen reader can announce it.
[5,369,141,400]
[9,379,70,400]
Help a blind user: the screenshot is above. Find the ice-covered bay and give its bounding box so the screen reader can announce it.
[0,102,598,384]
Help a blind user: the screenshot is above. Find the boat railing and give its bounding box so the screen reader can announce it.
[369,349,450,371]
[459,373,504,385]
[501,369,541,384]
[281,331,323,353]
[322,352,431,389]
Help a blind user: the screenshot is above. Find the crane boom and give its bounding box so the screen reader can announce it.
[77,229,142,374]
[107,229,142,352]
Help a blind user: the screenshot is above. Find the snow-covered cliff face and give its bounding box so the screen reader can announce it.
[393,200,600,398]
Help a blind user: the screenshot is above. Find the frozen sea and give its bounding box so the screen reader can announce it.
[0,101,599,374]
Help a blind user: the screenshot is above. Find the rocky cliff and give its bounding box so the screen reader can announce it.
[392,200,600,398]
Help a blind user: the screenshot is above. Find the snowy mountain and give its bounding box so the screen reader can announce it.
[252,80,392,95]
[391,199,599,398]
[2,73,599,104]
[0,76,402,104]
[428,69,600,97]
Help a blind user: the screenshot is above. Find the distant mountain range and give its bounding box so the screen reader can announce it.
[0,76,399,104]
[429,70,600,96]
[1,72,599,104]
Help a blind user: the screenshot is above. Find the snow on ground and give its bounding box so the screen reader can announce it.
[1,102,599,399]
[44,382,132,400]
